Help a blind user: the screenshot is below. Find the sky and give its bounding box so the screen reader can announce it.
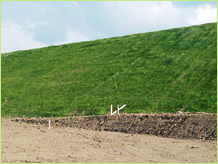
[1,1,217,53]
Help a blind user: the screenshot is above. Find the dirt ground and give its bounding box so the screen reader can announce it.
[1,117,217,163]
[12,112,217,140]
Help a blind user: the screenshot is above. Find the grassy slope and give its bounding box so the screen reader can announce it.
[1,23,217,117]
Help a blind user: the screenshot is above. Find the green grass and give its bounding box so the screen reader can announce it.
[1,22,217,117]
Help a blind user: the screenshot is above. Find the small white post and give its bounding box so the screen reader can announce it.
[110,105,113,116]
[117,105,119,115]
[111,104,126,116]
[48,119,51,129]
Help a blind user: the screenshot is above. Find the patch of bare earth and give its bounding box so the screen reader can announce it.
[1,113,217,163]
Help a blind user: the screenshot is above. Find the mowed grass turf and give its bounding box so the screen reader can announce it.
[1,23,217,117]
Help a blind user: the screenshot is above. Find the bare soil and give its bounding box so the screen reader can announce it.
[13,112,217,140]
[1,113,217,163]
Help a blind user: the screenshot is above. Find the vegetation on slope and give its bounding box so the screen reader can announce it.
[1,23,217,117]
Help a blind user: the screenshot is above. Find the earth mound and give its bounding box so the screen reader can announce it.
[12,112,217,140]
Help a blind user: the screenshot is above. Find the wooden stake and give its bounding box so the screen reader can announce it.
[111,104,126,116]
[117,105,119,115]
[110,105,113,116]
[48,119,51,129]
